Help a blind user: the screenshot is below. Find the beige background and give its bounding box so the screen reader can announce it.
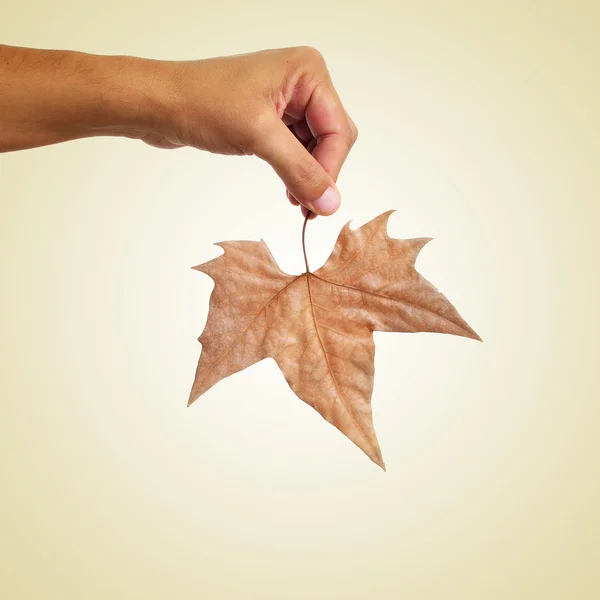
[1,1,599,598]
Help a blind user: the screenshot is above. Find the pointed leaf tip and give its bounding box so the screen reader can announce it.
[378,209,396,228]
[374,453,386,471]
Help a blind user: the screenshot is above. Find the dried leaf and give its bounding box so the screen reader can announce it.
[188,211,480,469]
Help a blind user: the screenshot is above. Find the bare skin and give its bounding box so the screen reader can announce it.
[0,45,358,217]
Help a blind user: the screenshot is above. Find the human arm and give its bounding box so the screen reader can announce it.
[0,45,357,216]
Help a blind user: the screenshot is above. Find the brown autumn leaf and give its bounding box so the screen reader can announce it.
[188,211,480,469]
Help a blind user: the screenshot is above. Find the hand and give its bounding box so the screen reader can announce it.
[0,45,357,217]
[144,47,358,218]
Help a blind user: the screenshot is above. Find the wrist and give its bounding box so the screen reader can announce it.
[78,53,171,139]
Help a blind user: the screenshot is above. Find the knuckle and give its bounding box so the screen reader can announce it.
[296,45,326,66]
[345,121,358,149]
[347,116,359,141]
[342,130,356,152]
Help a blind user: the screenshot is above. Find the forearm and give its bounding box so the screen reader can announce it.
[0,45,165,152]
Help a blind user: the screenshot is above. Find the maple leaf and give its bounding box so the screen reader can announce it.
[188,211,480,469]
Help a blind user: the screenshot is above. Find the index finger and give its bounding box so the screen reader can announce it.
[304,83,358,182]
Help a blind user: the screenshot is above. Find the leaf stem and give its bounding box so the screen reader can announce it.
[302,211,311,273]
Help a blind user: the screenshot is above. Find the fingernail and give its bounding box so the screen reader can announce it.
[312,186,340,215]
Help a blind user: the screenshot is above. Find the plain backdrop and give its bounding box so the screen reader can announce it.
[1,1,599,598]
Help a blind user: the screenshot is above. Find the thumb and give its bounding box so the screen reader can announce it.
[254,117,341,216]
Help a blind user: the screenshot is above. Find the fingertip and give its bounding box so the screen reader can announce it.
[301,206,317,219]
[310,185,341,216]
[287,190,300,206]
